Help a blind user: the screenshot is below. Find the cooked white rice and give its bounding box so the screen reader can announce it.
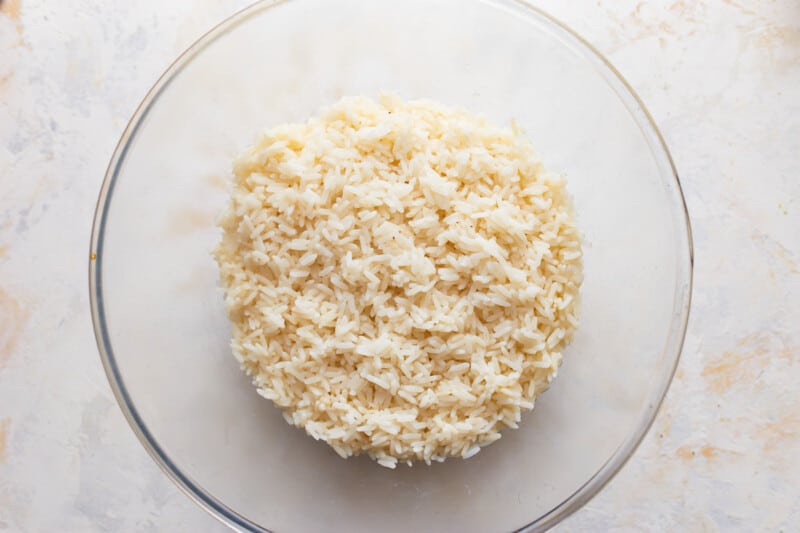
[215,94,582,468]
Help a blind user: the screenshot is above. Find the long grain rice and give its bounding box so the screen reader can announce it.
[215,94,582,468]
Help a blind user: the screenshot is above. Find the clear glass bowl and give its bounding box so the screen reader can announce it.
[89,1,693,531]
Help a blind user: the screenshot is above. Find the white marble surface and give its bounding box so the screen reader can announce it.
[0,0,798,531]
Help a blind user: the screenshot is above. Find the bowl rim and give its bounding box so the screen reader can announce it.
[89,1,694,531]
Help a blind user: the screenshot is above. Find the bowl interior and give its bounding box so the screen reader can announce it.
[93,0,691,531]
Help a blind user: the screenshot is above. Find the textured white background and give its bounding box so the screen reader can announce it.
[0,0,798,531]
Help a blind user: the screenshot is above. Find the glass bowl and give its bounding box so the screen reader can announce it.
[89,0,693,531]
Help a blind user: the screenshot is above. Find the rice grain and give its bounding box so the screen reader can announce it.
[215,94,582,467]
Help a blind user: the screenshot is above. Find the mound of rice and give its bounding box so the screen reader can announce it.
[215,94,582,468]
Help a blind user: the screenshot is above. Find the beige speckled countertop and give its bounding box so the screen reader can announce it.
[1,0,798,531]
